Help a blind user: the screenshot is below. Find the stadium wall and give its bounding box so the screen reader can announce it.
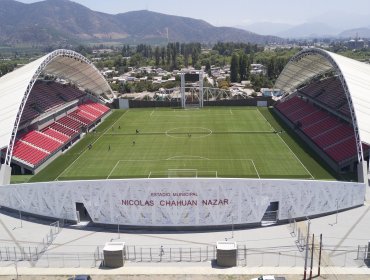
[124,98,274,109]
[0,178,365,228]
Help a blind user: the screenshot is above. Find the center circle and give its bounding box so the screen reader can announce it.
[165,127,213,139]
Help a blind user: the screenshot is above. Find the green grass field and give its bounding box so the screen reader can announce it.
[25,107,336,183]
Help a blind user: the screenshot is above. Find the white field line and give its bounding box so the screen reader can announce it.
[56,111,129,181]
[255,108,274,132]
[150,110,154,117]
[107,158,261,178]
[251,160,260,179]
[107,160,121,179]
[257,109,314,179]
[230,109,233,115]
[116,158,255,161]
[148,171,152,178]
[153,113,234,117]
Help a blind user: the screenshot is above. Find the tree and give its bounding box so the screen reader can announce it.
[154,46,160,67]
[205,61,211,76]
[166,44,171,66]
[161,47,166,66]
[239,54,247,82]
[230,53,239,83]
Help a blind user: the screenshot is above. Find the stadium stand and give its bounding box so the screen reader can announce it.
[19,81,88,124]
[19,131,62,153]
[20,107,40,124]
[42,128,70,143]
[68,111,93,126]
[48,122,78,137]
[275,87,367,165]
[56,116,83,132]
[9,80,111,171]
[49,82,86,102]
[12,141,49,166]
[299,77,348,111]
[78,103,105,118]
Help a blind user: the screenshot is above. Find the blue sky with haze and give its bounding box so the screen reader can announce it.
[18,0,370,27]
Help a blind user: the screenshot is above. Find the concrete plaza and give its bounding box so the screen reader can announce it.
[0,201,369,279]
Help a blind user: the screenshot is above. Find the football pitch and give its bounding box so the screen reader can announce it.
[28,107,335,182]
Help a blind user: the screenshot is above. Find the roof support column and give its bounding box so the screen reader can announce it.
[0,164,11,186]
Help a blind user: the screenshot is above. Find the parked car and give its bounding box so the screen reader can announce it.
[73,275,91,280]
[251,276,286,280]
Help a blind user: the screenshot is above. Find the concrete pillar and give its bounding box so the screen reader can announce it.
[358,161,368,183]
[357,161,370,202]
[20,166,25,175]
[0,164,11,186]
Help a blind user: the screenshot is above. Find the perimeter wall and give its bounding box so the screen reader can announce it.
[0,178,365,227]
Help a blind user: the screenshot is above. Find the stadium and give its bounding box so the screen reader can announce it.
[0,48,369,229]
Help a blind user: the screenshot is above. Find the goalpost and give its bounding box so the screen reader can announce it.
[167,169,217,178]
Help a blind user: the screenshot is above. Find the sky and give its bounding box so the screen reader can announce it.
[17,0,370,27]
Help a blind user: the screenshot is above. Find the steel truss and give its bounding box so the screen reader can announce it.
[153,87,244,102]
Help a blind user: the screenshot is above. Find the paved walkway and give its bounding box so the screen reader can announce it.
[0,202,369,278]
[0,266,369,280]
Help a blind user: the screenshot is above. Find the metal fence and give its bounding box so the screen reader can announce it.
[1,244,367,268]
[0,219,64,265]
[0,216,368,268]
[92,244,306,267]
[357,245,369,261]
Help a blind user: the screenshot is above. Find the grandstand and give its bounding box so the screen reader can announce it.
[275,81,368,171]
[0,49,113,184]
[275,48,370,178]
[9,81,111,173]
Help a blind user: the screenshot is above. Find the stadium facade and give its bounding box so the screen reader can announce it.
[0,48,369,228]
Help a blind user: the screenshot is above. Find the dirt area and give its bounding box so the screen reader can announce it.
[1,275,370,280]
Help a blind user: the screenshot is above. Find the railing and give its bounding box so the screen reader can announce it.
[357,245,369,261]
[0,219,64,265]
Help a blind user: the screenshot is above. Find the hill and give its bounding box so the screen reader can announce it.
[0,0,283,46]
[277,22,339,38]
[339,27,370,38]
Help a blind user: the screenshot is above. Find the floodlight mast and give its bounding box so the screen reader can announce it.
[199,71,204,108]
[181,72,185,108]
[180,71,204,108]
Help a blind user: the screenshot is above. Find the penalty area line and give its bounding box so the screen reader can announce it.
[256,109,314,179]
[55,111,129,181]
[250,160,260,179]
[107,160,122,179]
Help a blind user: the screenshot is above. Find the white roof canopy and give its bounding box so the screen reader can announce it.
[275,48,370,160]
[0,49,112,156]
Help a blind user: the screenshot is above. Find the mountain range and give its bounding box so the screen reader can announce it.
[241,11,370,39]
[0,0,283,46]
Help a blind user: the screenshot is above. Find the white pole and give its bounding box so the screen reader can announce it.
[232,217,234,239]
[19,211,22,228]
[118,223,120,239]
[303,218,311,280]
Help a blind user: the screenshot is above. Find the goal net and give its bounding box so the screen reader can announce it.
[167,169,217,178]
